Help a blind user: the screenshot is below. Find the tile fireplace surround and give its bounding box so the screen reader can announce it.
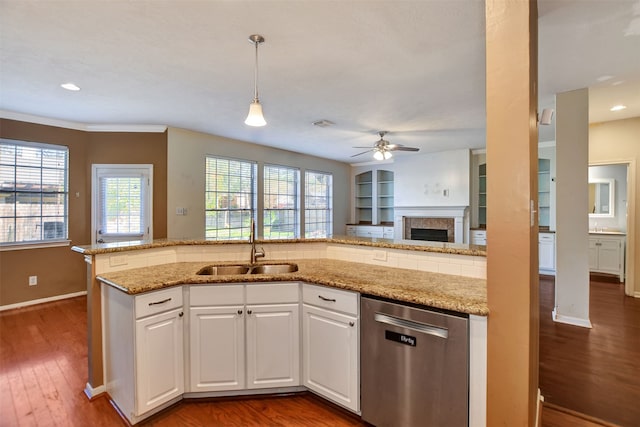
[394,206,469,244]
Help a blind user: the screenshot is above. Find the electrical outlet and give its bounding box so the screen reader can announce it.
[29,276,37,286]
[373,250,388,261]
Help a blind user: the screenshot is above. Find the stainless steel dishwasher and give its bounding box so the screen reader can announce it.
[361,296,469,427]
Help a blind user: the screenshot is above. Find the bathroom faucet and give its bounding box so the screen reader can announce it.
[250,218,265,264]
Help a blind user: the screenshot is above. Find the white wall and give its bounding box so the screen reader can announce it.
[392,149,471,207]
[554,88,591,328]
[167,127,351,239]
[588,164,627,232]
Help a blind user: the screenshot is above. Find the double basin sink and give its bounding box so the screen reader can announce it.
[196,263,298,276]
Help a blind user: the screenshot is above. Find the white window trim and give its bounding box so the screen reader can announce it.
[0,138,70,246]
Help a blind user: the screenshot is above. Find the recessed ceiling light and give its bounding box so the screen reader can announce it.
[61,82,80,91]
[610,105,627,112]
[596,75,613,82]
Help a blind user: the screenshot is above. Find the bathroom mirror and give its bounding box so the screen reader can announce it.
[588,178,615,218]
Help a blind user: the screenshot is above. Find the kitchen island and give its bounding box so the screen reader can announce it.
[73,236,488,426]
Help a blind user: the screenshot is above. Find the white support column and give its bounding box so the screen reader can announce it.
[554,88,592,328]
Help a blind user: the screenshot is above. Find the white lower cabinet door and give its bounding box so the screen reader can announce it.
[598,239,622,274]
[135,307,184,415]
[302,304,359,412]
[246,304,300,389]
[190,305,245,392]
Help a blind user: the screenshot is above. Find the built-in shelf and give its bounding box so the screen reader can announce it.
[539,159,550,227]
[478,163,486,227]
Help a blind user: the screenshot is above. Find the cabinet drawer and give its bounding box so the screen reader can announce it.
[471,230,486,239]
[135,287,183,319]
[303,283,358,315]
[246,282,299,304]
[539,233,555,242]
[190,284,244,306]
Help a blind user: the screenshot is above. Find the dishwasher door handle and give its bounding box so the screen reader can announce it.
[374,313,448,339]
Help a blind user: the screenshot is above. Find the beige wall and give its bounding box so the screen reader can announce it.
[0,119,168,306]
[590,117,639,296]
[485,0,539,424]
[167,127,351,239]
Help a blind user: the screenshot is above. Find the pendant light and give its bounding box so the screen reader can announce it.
[245,34,266,127]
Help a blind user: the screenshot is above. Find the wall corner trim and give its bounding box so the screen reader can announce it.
[83,382,106,400]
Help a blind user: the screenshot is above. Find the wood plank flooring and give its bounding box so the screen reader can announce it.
[1,279,637,426]
[539,276,640,426]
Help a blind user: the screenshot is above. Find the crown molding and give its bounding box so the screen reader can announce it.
[0,110,167,133]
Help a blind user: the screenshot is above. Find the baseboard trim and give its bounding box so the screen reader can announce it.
[634,291,640,298]
[0,291,87,312]
[543,402,620,427]
[552,308,592,328]
[84,382,106,400]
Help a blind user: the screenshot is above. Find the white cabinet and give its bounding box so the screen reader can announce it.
[302,283,359,413]
[539,232,556,275]
[189,283,300,393]
[470,229,486,246]
[346,225,394,239]
[589,233,625,282]
[246,303,300,389]
[136,307,184,413]
[190,304,245,392]
[103,286,184,424]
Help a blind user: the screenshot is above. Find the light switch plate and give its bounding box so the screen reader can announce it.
[373,250,388,261]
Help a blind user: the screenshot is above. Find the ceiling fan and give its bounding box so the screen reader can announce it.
[351,131,420,160]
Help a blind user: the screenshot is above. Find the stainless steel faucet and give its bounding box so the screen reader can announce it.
[250,218,265,264]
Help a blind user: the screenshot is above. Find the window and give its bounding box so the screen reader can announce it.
[305,171,333,238]
[205,156,256,240]
[0,139,69,244]
[263,164,299,239]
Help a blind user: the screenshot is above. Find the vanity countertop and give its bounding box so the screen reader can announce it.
[97,258,488,316]
[589,230,626,236]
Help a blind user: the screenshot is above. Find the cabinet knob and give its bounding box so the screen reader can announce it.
[247,310,253,315]
[237,309,243,315]
[179,312,184,317]
[349,321,355,327]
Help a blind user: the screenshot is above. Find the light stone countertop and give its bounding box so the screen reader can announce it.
[72,236,487,257]
[588,230,626,236]
[97,258,488,316]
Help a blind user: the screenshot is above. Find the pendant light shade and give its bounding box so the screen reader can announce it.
[245,34,266,127]
[245,100,266,126]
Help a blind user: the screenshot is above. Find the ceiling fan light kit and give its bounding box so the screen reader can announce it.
[244,34,266,127]
[352,131,419,161]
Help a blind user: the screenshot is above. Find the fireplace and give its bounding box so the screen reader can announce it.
[404,217,455,242]
[411,228,448,242]
[393,206,469,244]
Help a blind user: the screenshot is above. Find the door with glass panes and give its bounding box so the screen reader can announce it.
[91,164,152,244]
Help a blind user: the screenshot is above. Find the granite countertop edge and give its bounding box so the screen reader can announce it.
[72,236,486,257]
[97,259,489,316]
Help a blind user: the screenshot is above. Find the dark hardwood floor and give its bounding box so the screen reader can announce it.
[1,278,637,426]
[539,275,640,427]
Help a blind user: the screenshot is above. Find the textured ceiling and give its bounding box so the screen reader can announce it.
[1,0,639,163]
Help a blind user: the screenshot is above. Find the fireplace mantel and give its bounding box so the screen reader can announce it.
[393,206,469,244]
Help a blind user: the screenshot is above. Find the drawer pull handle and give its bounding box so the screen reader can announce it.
[247,310,253,315]
[237,310,243,315]
[148,298,172,306]
[318,295,336,302]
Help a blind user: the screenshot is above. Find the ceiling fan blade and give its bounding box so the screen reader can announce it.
[391,146,420,152]
[350,149,373,157]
